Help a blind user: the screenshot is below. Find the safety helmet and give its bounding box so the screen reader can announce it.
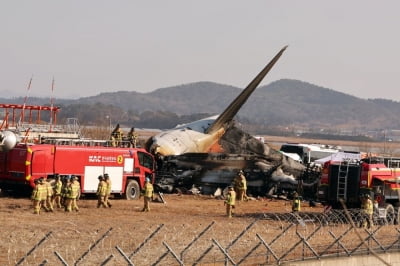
[365,194,371,199]
[145,177,150,182]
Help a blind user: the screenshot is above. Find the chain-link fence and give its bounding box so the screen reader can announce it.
[2,210,400,265]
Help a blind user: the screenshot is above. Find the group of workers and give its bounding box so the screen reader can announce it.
[31,174,80,214]
[31,173,154,214]
[225,170,302,218]
[96,174,112,208]
[225,170,248,218]
[110,125,138,148]
[30,170,375,226]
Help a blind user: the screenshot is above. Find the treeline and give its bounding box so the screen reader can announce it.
[53,103,215,130]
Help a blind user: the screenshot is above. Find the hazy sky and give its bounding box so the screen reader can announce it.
[1,1,400,100]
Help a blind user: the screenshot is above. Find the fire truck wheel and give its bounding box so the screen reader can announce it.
[384,204,395,225]
[125,180,140,200]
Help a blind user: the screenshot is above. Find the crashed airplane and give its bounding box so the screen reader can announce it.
[145,46,319,195]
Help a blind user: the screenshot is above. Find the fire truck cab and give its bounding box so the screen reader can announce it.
[317,157,400,224]
[0,142,155,200]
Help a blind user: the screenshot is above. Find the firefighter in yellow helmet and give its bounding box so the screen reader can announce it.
[234,170,248,201]
[360,194,374,228]
[96,175,107,208]
[225,186,236,218]
[140,177,154,212]
[292,191,301,212]
[31,179,43,214]
[65,176,80,212]
[43,176,54,212]
[52,174,63,209]
[38,178,48,212]
[104,173,112,208]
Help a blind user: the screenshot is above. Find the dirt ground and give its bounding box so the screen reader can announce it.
[0,137,394,265]
[0,193,324,265]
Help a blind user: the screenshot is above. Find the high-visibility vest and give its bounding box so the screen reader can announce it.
[240,177,247,190]
[143,182,154,198]
[31,185,40,200]
[226,191,236,206]
[97,181,107,196]
[53,180,62,195]
[67,181,80,199]
[39,184,47,201]
[362,199,373,215]
[106,180,112,195]
[292,198,301,212]
[45,181,53,197]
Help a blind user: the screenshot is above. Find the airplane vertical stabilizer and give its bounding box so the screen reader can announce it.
[206,46,288,134]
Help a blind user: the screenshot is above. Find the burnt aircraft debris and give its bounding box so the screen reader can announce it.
[154,126,321,197]
[146,46,323,197]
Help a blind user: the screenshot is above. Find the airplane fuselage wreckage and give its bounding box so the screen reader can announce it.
[145,46,321,196]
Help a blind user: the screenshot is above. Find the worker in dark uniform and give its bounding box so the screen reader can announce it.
[111,124,123,147]
[292,192,301,212]
[361,194,374,228]
[61,175,70,208]
[225,186,236,218]
[140,177,154,212]
[127,127,138,148]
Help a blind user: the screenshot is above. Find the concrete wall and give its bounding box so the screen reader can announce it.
[283,252,400,266]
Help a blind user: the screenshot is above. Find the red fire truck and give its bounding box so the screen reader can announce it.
[0,142,155,200]
[317,157,400,223]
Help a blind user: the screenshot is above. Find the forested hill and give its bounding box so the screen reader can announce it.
[1,79,399,131]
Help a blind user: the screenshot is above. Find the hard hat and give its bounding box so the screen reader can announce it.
[238,170,243,174]
[145,177,150,182]
[365,194,371,199]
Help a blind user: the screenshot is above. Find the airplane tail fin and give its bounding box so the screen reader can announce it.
[206,46,288,134]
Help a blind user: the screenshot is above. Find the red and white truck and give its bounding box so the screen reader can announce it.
[0,142,155,199]
[317,157,400,223]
